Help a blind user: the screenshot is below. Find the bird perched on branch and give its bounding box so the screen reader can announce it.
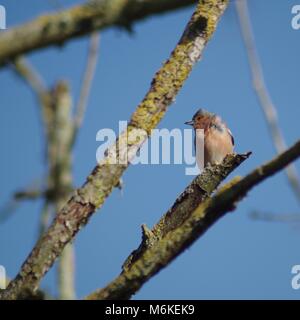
[185,109,234,169]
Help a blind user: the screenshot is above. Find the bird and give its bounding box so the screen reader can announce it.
[185,109,234,169]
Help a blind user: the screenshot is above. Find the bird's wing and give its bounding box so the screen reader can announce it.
[227,128,235,146]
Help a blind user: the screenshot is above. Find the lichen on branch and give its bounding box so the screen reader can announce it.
[122,152,251,271]
[86,139,300,300]
[0,0,200,67]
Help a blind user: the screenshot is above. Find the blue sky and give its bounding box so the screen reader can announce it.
[0,0,300,299]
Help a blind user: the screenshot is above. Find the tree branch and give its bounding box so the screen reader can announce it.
[12,57,52,134]
[0,0,229,300]
[86,139,300,300]
[0,187,43,223]
[122,152,251,271]
[72,32,100,145]
[235,0,300,203]
[0,0,199,67]
[12,57,47,98]
[250,211,300,223]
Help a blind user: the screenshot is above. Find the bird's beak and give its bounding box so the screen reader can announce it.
[184,120,194,126]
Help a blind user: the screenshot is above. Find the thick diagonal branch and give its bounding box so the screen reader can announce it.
[86,139,300,300]
[0,0,200,67]
[0,0,229,300]
[122,152,251,271]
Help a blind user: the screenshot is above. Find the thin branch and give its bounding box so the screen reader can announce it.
[0,187,43,223]
[47,0,62,11]
[0,200,20,223]
[12,57,52,133]
[12,56,50,115]
[0,0,199,67]
[72,32,100,144]
[12,57,47,97]
[86,139,300,300]
[0,0,229,300]
[235,0,300,203]
[250,211,300,223]
[13,189,43,201]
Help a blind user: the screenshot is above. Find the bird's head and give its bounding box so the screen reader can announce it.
[185,109,215,129]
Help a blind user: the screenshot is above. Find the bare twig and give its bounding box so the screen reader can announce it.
[250,211,300,223]
[12,57,52,134]
[235,0,300,203]
[0,187,43,223]
[87,139,300,300]
[0,0,229,300]
[47,0,62,11]
[72,32,100,144]
[12,57,47,98]
[0,201,20,223]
